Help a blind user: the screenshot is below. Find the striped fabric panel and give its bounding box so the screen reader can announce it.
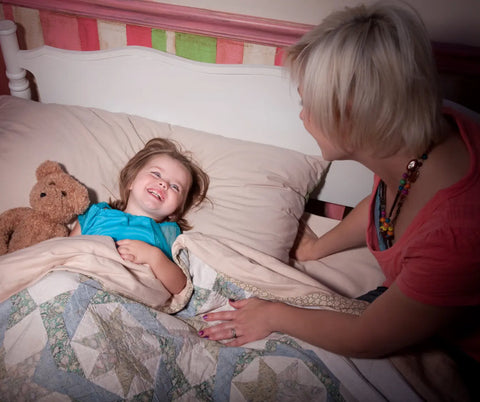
[1,4,12,24]
[97,19,127,49]
[0,4,282,66]
[216,38,244,64]
[7,5,44,48]
[40,11,82,50]
[126,24,152,47]
[175,32,216,63]
[78,17,100,51]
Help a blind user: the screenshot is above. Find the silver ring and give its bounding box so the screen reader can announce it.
[231,328,237,338]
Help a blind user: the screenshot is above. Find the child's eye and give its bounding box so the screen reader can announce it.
[152,171,161,178]
[171,184,180,192]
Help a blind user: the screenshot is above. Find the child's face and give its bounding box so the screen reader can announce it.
[125,154,192,222]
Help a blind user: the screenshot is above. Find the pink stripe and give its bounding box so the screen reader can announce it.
[216,38,243,64]
[3,4,14,20]
[1,5,14,95]
[39,10,81,50]
[78,17,100,50]
[126,24,152,47]
[0,45,7,95]
[274,47,285,66]
[5,0,312,47]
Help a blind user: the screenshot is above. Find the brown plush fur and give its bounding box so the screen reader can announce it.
[0,161,90,255]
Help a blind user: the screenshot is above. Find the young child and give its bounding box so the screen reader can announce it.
[70,138,209,295]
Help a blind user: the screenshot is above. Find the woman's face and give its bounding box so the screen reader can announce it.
[298,89,347,161]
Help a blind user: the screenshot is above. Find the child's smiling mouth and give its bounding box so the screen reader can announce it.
[148,188,165,201]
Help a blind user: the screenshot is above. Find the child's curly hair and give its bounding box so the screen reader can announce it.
[110,138,209,231]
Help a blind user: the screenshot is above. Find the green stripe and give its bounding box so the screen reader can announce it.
[175,32,216,63]
[152,29,167,52]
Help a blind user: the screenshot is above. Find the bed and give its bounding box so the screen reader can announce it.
[0,17,476,401]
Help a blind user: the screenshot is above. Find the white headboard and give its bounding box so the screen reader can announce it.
[0,19,373,208]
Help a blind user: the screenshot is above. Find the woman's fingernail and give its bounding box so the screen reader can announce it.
[229,298,235,302]
[202,314,208,320]
[198,330,204,336]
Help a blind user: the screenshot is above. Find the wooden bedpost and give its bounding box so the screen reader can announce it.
[0,20,31,99]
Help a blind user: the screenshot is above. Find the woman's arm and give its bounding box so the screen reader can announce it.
[292,195,370,261]
[200,284,459,358]
[116,239,187,295]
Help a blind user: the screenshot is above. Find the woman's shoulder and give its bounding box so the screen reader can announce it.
[442,103,480,147]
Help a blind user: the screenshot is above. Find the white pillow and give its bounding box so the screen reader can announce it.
[0,96,328,262]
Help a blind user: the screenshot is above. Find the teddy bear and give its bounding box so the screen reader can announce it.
[0,160,90,255]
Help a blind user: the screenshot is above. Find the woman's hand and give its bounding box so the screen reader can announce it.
[291,196,371,262]
[199,298,278,346]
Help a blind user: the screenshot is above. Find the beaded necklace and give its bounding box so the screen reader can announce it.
[379,150,429,248]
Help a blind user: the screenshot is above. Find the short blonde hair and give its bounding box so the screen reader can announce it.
[285,2,444,157]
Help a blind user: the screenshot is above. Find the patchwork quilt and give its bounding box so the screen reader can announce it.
[0,235,421,401]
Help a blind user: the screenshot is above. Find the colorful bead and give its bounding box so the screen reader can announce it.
[378,147,430,248]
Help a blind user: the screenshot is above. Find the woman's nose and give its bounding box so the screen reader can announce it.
[299,108,305,121]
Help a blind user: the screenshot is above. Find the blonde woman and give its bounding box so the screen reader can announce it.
[200,1,479,389]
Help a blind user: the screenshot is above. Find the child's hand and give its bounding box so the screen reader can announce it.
[116,239,186,295]
[116,239,160,266]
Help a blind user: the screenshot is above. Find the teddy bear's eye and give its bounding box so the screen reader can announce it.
[61,191,67,197]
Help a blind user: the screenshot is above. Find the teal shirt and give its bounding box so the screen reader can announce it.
[78,202,180,261]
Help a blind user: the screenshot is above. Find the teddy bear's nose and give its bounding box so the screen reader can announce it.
[40,193,46,198]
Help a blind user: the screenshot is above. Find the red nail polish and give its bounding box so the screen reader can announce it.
[198,330,204,336]
[202,314,208,320]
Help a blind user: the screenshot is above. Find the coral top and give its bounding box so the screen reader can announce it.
[367,107,480,361]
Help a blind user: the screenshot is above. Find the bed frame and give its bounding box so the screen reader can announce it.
[0,19,373,209]
[2,15,478,401]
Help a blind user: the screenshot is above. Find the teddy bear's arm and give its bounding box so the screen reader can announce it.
[51,224,70,238]
[0,207,32,255]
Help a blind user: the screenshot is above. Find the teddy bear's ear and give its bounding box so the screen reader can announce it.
[36,160,65,179]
